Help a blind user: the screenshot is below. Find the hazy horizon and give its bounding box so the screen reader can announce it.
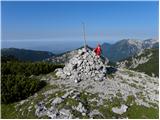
[2,1,158,52]
[1,38,157,53]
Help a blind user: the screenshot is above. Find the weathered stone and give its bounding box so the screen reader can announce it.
[98,73,105,78]
[66,72,71,76]
[55,47,109,83]
[47,106,58,119]
[72,63,78,69]
[95,77,100,81]
[112,104,128,115]
[75,102,87,113]
[89,109,103,117]
[75,78,81,83]
[35,101,47,117]
[55,68,64,77]
[77,60,83,67]
[86,66,90,72]
[62,92,70,99]
[59,109,72,119]
[82,112,86,116]
[52,97,63,105]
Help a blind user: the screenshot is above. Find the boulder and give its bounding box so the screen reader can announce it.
[59,109,72,119]
[61,92,70,99]
[47,106,58,119]
[75,102,87,113]
[77,60,83,67]
[35,101,47,117]
[55,68,63,77]
[89,109,103,117]
[112,104,128,115]
[75,78,81,83]
[52,97,63,105]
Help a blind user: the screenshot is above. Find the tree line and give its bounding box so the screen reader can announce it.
[1,56,64,103]
[2,61,64,76]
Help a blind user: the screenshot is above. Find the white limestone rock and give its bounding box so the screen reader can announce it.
[112,104,128,115]
[75,102,87,113]
[52,97,63,105]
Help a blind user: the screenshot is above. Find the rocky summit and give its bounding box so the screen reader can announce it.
[55,47,109,83]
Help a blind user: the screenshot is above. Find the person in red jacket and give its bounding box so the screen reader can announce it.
[94,44,101,56]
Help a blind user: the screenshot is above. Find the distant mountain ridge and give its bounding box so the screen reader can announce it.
[46,39,158,64]
[117,48,159,77]
[1,48,55,62]
[2,39,158,63]
[102,39,158,62]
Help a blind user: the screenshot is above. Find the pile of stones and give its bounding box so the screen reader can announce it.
[55,47,109,82]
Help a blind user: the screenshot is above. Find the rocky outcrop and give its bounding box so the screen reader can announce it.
[117,51,152,69]
[34,90,94,119]
[55,47,109,82]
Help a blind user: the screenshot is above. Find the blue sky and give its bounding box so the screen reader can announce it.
[1,1,159,51]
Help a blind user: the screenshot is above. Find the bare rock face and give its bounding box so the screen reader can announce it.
[55,47,109,82]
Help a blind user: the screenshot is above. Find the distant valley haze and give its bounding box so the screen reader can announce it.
[1,38,157,54]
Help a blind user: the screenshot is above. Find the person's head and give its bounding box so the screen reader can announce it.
[98,43,100,47]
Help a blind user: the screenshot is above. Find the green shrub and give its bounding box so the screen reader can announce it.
[126,104,159,119]
[2,61,64,76]
[1,57,64,104]
[1,74,46,104]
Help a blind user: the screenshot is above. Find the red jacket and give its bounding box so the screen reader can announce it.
[94,45,101,56]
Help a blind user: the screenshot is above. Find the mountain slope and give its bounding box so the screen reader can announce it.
[117,48,159,77]
[2,48,158,119]
[142,39,159,49]
[1,48,55,62]
[101,43,111,58]
[1,47,158,119]
[102,39,158,62]
[46,45,94,64]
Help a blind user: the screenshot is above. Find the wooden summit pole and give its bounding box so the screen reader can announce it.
[82,22,87,51]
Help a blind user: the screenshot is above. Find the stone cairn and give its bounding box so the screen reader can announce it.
[55,47,109,82]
